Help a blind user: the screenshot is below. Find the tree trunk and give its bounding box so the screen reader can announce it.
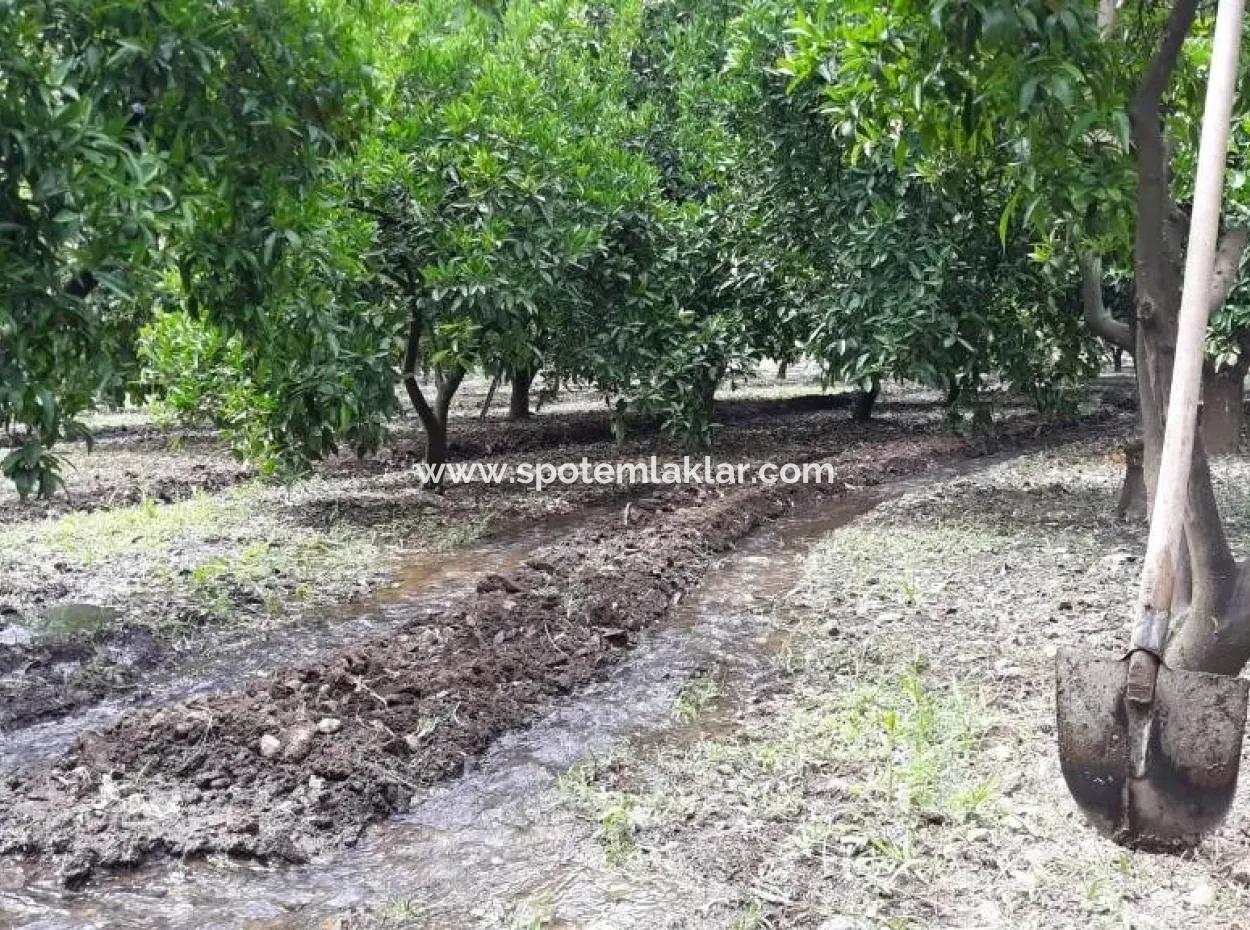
[776,359,788,381]
[1126,0,1250,674]
[434,366,464,431]
[421,414,449,469]
[971,396,994,431]
[1200,360,1246,454]
[699,375,718,422]
[852,378,879,423]
[1116,440,1148,522]
[1113,347,1124,372]
[401,312,464,473]
[509,368,533,420]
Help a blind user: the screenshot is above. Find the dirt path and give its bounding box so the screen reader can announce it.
[0,407,1125,891]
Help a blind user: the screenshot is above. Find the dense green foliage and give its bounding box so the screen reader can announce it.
[7,0,1243,496]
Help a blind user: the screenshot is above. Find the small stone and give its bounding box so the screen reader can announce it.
[258,734,282,759]
[317,717,342,735]
[194,770,219,789]
[601,628,630,647]
[877,611,903,624]
[283,726,315,762]
[1188,880,1217,909]
[477,573,524,594]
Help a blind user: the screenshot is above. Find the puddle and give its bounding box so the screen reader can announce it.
[0,460,999,929]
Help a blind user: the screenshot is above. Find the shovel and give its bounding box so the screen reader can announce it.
[1056,0,1250,852]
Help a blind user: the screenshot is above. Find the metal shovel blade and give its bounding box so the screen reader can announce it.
[1056,647,1249,851]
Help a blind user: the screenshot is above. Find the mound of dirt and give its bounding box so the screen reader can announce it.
[0,411,1125,885]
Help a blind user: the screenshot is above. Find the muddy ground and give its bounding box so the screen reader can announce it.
[0,368,1123,734]
[0,368,866,730]
[0,379,1127,887]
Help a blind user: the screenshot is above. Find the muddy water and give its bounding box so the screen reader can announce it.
[0,517,570,771]
[0,462,991,930]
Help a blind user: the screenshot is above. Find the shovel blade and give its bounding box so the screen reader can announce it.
[1056,647,1249,851]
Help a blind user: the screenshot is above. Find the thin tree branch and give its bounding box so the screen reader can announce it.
[479,370,501,420]
[347,199,401,225]
[1079,254,1134,350]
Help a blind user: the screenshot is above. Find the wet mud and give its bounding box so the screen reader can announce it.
[0,409,1125,895]
[0,454,962,930]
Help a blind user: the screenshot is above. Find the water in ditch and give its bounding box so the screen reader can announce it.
[0,462,988,929]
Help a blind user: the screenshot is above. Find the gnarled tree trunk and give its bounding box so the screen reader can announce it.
[1126,0,1250,675]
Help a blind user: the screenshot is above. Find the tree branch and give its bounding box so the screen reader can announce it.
[435,365,465,426]
[1131,0,1201,313]
[1185,442,1237,587]
[1079,254,1133,350]
[1098,0,1120,36]
[1131,0,1201,120]
[1210,226,1248,313]
[402,311,438,431]
[347,199,401,225]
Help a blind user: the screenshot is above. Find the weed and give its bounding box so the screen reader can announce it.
[894,575,919,606]
[598,796,637,866]
[673,669,723,722]
[559,757,640,867]
[730,899,765,930]
[380,898,426,922]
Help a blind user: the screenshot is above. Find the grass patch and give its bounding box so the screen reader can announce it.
[3,488,255,566]
[0,481,393,643]
[803,524,1014,613]
[559,758,641,868]
[563,657,1001,899]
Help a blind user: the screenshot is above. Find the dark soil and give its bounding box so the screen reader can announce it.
[0,405,1129,887]
[0,627,165,731]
